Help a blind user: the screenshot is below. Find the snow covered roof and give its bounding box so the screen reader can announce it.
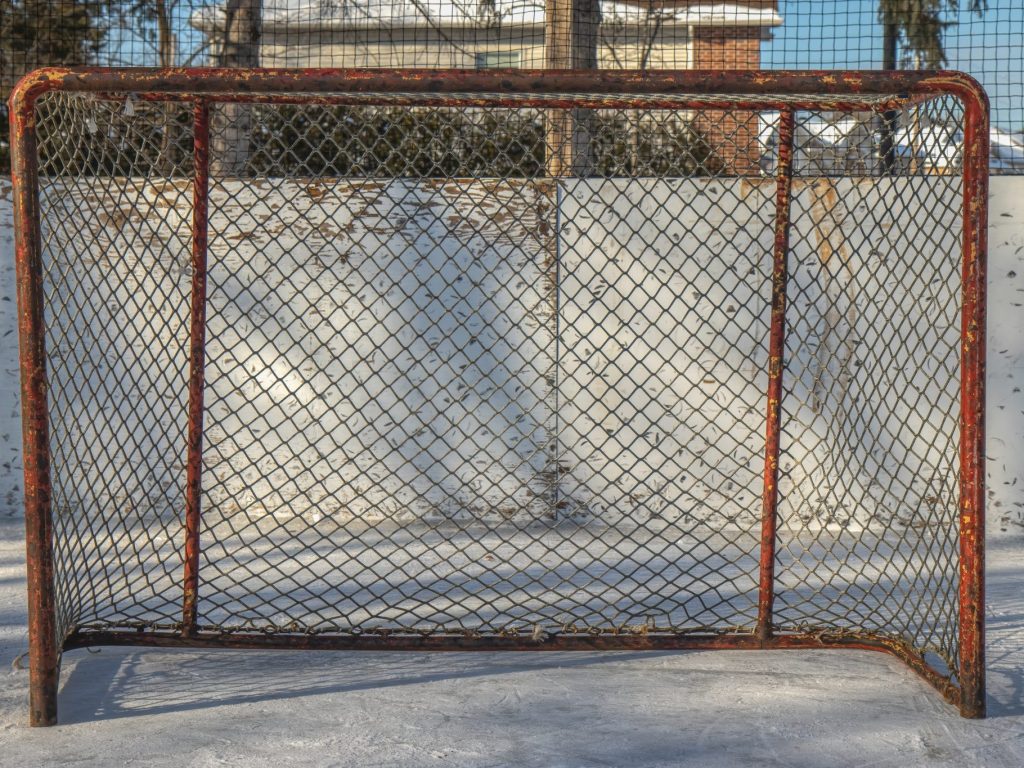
[191,1,783,31]
[757,113,1024,172]
[991,127,1024,171]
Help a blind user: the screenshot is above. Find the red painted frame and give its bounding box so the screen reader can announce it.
[8,68,989,726]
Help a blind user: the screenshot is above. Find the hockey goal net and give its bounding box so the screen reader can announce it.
[9,69,987,724]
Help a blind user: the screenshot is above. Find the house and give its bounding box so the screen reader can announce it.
[190,1,782,72]
[191,1,781,172]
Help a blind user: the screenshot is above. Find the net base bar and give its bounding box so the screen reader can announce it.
[63,628,962,712]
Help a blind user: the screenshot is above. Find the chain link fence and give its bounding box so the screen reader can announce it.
[2,1,1023,171]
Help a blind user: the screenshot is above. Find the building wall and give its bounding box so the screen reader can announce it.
[693,25,763,69]
[258,25,693,71]
[692,26,764,173]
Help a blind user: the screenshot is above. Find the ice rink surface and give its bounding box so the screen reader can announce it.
[0,521,1021,767]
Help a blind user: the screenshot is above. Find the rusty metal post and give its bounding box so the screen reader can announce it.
[757,108,796,645]
[958,83,989,719]
[182,100,211,637]
[10,81,60,727]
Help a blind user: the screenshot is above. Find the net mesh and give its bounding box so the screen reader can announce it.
[31,88,964,683]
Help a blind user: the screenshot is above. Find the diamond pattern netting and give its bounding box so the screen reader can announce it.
[31,91,965,679]
[776,175,963,673]
[34,94,196,640]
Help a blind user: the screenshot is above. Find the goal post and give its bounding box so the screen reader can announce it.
[9,68,988,725]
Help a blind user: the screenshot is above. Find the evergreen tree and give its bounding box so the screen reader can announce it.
[879,0,987,69]
[878,1,987,172]
[2,0,111,166]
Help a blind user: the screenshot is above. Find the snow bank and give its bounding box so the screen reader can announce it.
[759,116,1024,175]
[0,520,1022,765]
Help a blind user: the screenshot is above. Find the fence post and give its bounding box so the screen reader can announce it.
[544,0,598,176]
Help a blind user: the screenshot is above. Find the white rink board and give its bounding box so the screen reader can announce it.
[555,177,962,530]
[1,176,1022,532]
[201,179,556,524]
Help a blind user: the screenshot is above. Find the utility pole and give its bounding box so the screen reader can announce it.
[545,0,600,176]
[542,0,600,523]
[879,16,899,174]
[212,0,263,175]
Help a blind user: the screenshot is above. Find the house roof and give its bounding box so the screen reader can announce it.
[191,1,783,32]
[757,113,1024,172]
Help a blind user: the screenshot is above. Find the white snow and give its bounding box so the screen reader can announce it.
[0,520,1022,765]
[991,128,1024,173]
[758,118,1024,174]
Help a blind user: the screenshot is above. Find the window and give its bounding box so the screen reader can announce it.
[475,51,521,69]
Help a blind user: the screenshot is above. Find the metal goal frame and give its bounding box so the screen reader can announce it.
[9,68,988,725]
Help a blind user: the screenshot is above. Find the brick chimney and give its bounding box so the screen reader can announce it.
[686,2,779,174]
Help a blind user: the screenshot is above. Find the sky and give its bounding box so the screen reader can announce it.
[764,0,1023,130]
